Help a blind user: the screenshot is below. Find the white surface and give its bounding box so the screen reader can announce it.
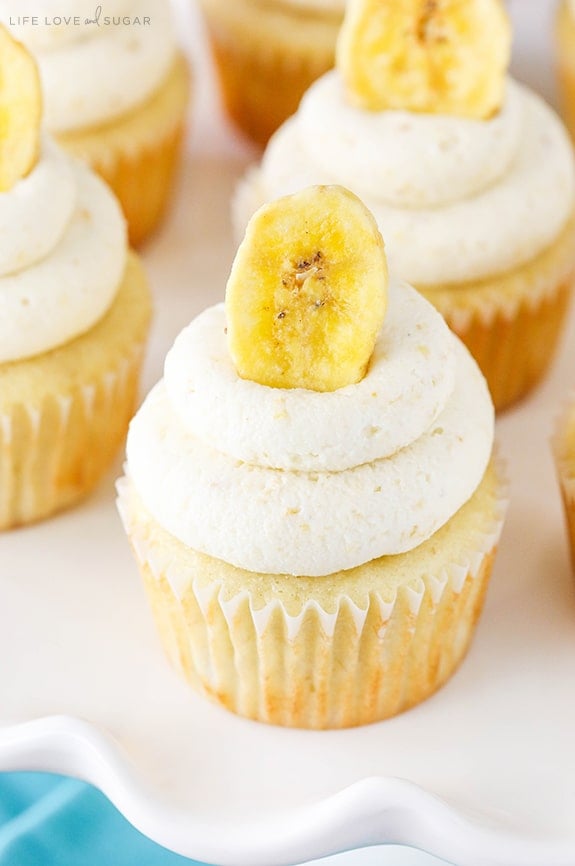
[1,2,575,866]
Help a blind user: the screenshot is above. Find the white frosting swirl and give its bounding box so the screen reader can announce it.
[238,75,575,285]
[126,282,494,577]
[298,74,523,208]
[1,0,177,132]
[0,138,76,277]
[164,292,456,472]
[0,143,126,364]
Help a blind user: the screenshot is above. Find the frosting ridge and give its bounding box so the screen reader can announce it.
[297,74,523,208]
[0,138,76,277]
[164,289,456,471]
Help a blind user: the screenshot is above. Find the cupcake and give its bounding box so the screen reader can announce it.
[557,0,575,140]
[554,398,575,573]
[0,28,151,529]
[198,0,344,146]
[118,185,506,729]
[2,0,190,245]
[235,0,575,411]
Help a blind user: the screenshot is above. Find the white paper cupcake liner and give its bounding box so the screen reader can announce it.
[118,463,507,729]
[0,345,145,530]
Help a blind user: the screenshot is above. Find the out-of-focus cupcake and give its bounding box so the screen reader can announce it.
[118,185,506,729]
[235,0,575,411]
[1,0,191,245]
[0,27,151,529]
[197,0,344,147]
[557,0,575,140]
[554,398,575,572]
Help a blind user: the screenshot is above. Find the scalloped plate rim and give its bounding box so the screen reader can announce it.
[0,714,573,866]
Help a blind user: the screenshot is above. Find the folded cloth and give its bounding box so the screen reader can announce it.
[0,773,200,865]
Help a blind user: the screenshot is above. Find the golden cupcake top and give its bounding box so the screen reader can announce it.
[0,24,41,191]
[337,0,512,119]
[225,185,388,392]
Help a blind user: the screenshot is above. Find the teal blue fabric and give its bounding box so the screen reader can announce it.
[0,773,201,865]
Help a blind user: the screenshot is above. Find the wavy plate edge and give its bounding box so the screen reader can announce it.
[0,715,572,866]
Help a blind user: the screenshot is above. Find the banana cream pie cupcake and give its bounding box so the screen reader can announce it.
[118,185,506,729]
[554,397,575,572]
[236,0,575,411]
[198,0,344,146]
[0,28,151,529]
[2,0,190,244]
[557,0,575,140]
